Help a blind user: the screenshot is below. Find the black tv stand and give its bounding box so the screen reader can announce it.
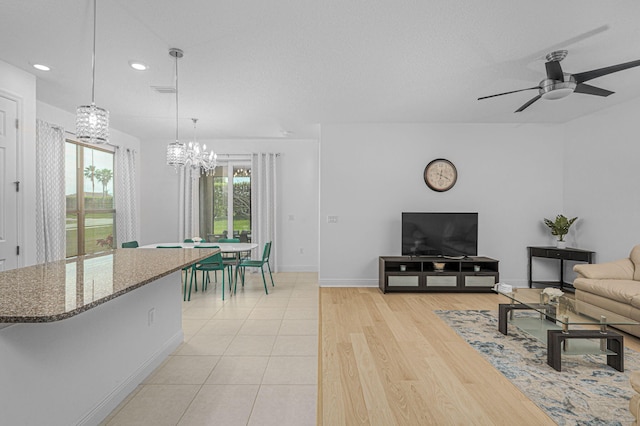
[379,255,499,293]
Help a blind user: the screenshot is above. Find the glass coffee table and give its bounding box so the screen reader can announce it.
[496,288,639,371]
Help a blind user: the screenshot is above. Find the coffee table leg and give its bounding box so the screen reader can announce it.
[607,336,624,372]
[547,330,624,372]
[547,330,563,371]
[498,303,538,335]
[498,304,510,335]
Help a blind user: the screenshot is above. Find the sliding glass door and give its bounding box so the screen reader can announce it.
[199,161,251,242]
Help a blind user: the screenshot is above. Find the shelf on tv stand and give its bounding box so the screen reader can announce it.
[379,255,499,293]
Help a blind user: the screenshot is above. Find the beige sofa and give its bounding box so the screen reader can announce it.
[632,371,640,426]
[572,245,640,338]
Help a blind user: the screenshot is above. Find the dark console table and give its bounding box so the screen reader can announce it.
[527,246,595,290]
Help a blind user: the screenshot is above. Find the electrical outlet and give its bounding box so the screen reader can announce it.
[148,308,155,326]
[299,248,304,254]
[288,214,295,221]
[327,215,338,223]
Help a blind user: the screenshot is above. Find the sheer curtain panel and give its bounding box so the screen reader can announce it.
[178,167,200,241]
[115,147,138,245]
[35,120,66,262]
[251,153,278,271]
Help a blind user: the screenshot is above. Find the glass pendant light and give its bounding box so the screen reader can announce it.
[166,48,186,168]
[76,0,109,144]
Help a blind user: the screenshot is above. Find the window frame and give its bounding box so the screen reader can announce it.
[65,139,116,257]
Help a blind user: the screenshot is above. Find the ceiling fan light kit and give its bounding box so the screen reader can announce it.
[539,78,575,100]
[478,50,640,112]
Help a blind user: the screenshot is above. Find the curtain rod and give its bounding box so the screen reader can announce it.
[64,129,126,150]
[216,153,281,157]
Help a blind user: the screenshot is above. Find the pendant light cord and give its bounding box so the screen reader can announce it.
[91,0,97,105]
[192,118,197,142]
[175,52,179,143]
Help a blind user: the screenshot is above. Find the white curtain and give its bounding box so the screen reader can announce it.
[251,153,278,270]
[35,120,66,263]
[115,147,138,245]
[178,167,200,241]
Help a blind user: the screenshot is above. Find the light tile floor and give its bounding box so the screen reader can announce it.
[101,272,318,426]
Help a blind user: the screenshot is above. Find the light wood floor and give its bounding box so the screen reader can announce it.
[318,288,640,425]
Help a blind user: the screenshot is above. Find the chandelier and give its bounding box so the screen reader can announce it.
[185,118,217,176]
[165,49,217,176]
[76,0,109,144]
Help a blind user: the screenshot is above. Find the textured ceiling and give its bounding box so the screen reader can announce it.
[2,0,640,141]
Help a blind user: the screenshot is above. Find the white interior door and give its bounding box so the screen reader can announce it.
[0,95,18,271]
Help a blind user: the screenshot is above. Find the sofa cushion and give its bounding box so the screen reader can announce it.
[574,258,635,280]
[631,245,640,281]
[630,393,640,422]
[573,277,640,305]
[631,371,640,394]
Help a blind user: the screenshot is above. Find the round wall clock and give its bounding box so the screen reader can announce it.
[423,158,457,192]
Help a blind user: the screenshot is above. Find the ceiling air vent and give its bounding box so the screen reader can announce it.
[151,86,176,94]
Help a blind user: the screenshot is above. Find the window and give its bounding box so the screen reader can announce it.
[65,141,115,257]
[199,162,251,242]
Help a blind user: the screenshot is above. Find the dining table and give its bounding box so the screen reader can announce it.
[139,242,259,290]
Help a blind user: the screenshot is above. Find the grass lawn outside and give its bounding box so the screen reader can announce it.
[212,217,251,236]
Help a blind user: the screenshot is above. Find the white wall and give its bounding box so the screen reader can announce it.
[0,59,142,267]
[139,138,319,272]
[0,60,37,266]
[564,97,640,263]
[36,101,142,246]
[319,123,565,286]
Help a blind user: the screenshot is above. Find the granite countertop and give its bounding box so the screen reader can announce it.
[0,247,218,323]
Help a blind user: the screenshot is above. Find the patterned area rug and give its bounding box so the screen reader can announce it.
[435,310,635,426]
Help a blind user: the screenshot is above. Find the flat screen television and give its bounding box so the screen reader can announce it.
[402,212,478,257]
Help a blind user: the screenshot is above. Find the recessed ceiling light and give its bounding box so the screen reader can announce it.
[33,64,51,71]
[129,61,149,71]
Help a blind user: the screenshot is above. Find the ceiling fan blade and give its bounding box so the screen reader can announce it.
[515,95,541,112]
[478,86,540,100]
[574,83,614,97]
[573,59,640,83]
[545,61,564,80]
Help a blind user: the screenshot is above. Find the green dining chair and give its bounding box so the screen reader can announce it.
[121,240,139,248]
[156,245,194,294]
[217,238,242,270]
[235,241,274,295]
[191,246,232,300]
[217,238,240,243]
[187,238,221,280]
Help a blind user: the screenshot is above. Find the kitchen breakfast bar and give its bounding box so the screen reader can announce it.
[0,247,217,426]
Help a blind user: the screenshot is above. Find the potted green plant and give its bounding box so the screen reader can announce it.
[543,214,578,248]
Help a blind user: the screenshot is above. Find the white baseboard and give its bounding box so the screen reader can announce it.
[78,330,184,426]
[278,265,318,272]
[319,278,378,287]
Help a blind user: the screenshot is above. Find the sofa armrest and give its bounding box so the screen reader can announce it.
[573,258,635,280]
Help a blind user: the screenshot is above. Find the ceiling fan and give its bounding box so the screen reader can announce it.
[478,50,640,112]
